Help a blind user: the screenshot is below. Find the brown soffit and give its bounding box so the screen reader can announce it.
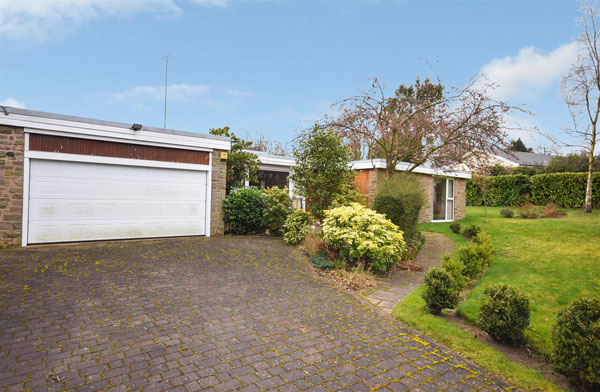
[29,134,210,165]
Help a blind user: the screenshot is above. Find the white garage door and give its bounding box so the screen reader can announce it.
[27,159,208,244]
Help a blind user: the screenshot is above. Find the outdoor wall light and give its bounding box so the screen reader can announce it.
[6,152,15,157]
[130,124,143,131]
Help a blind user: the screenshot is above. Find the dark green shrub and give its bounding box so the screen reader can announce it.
[290,125,354,220]
[551,297,600,388]
[546,152,600,173]
[309,252,334,270]
[373,173,425,242]
[499,208,514,218]
[477,284,530,345]
[466,179,483,206]
[449,222,462,234]
[467,172,600,208]
[531,172,600,208]
[262,187,293,236]
[422,267,460,315]
[441,254,467,291]
[461,224,482,239]
[223,187,266,235]
[283,209,314,245]
[466,174,531,206]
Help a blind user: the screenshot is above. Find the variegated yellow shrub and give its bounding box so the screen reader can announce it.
[321,203,405,273]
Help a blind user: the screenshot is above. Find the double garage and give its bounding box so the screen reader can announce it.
[0,107,229,246]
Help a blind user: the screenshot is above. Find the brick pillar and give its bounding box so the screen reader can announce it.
[454,178,467,220]
[210,150,227,235]
[0,126,24,247]
[417,174,433,223]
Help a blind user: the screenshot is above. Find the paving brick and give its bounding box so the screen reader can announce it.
[0,237,513,392]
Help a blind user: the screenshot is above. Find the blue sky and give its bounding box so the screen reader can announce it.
[0,0,581,152]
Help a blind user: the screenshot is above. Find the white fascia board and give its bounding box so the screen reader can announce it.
[350,159,387,170]
[245,150,296,167]
[350,159,472,179]
[25,150,212,172]
[257,156,295,167]
[1,113,231,151]
[258,164,291,172]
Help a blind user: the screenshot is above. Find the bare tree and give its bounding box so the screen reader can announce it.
[246,131,288,156]
[561,0,600,212]
[325,76,524,177]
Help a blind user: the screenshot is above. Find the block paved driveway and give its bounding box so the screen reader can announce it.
[0,237,515,391]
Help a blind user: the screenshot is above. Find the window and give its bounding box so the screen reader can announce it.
[250,170,289,189]
[433,178,454,221]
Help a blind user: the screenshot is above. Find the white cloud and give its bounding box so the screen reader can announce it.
[0,97,26,109]
[479,42,579,101]
[0,0,226,42]
[101,83,251,114]
[106,83,211,105]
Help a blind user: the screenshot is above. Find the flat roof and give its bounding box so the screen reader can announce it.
[0,106,229,143]
[351,159,471,179]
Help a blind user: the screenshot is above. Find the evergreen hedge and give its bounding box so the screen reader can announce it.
[530,172,600,208]
[466,172,600,208]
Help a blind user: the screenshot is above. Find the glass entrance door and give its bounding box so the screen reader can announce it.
[433,178,454,221]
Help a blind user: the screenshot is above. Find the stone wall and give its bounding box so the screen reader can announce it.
[210,150,227,235]
[0,126,24,247]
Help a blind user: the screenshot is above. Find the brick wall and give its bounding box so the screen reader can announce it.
[0,126,24,247]
[355,168,470,223]
[454,178,466,220]
[210,150,227,235]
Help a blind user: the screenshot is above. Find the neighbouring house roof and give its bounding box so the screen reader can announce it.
[495,151,554,167]
[351,159,472,179]
[0,106,231,151]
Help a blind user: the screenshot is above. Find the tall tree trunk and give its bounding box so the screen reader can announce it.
[584,126,596,212]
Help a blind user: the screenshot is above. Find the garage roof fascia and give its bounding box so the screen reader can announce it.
[0,107,231,151]
[351,159,472,179]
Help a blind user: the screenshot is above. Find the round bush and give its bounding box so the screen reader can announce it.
[472,232,494,267]
[551,297,600,388]
[223,187,266,235]
[477,284,530,345]
[461,224,482,239]
[262,187,292,236]
[441,254,466,291]
[322,203,405,274]
[499,208,514,218]
[373,174,425,242]
[422,267,460,315]
[449,222,462,234]
[454,243,485,278]
[283,209,314,245]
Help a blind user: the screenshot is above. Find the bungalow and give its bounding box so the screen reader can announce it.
[352,159,470,223]
[243,152,471,223]
[0,107,230,247]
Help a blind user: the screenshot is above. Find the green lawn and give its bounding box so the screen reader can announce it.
[420,206,600,358]
[392,287,562,392]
